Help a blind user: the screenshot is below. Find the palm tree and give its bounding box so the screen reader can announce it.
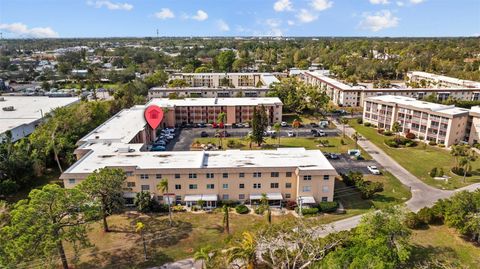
[340,117,349,138]
[392,121,401,139]
[157,178,173,226]
[352,131,360,149]
[226,231,257,269]
[459,150,477,183]
[273,122,281,147]
[223,205,230,234]
[217,112,226,149]
[260,193,268,208]
[194,246,216,269]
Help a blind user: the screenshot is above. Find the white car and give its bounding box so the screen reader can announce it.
[367,165,381,175]
[287,131,295,137]
[281,121,288,127]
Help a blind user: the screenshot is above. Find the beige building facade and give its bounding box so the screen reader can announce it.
[363,95,470,147]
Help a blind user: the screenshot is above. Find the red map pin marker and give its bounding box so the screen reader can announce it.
[144,105,164,129]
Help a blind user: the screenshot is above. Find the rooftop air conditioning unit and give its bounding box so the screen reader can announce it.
[2,106,15,111]
[0,97,5,101]
[118,147,131,153]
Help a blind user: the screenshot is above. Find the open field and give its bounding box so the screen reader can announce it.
[349,120,480,189]
[409,225,480,268]
[193,136,372,160]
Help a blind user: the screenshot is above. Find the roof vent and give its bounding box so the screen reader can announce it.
[0,97,5,101]
[118,146,131,153]
[2,106,14,111]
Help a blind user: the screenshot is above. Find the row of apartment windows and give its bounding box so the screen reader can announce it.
[159,193,330,201]
[135,183,330,193]
[133,172,311,179]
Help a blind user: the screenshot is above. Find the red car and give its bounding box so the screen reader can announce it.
[212,122,218,128]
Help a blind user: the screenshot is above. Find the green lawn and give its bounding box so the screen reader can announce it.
[409,225,480,268]
[193,136,372,159]
[335,171,412,212]
[349,120,480,189]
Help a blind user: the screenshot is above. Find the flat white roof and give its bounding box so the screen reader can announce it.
[0,96,79,135]
[366,95,470,116]
[184,194,218,202]
[409,71,480,88]
[260,74,280,85]
[250,193,283,200]
[63,147,336,175]
[79,106,146,144]
[305,71,360,90]
[147,97,282,107]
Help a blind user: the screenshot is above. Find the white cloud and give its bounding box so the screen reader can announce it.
[269,28,283,36]
[296,9,318,23]
[87,0,133,11]
[370,0,390,4]
[0,22,59,38]
[396,1,404,6]
[410,0,424,4]
[154,8,175,20]
[359,10,399,32]
[192,10,208,21]
[273,0,293,12]
[287,20,295,26]
[217,20,230,32]
[310,0,333,11]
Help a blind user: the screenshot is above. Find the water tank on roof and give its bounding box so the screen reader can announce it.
[2,106,15,111]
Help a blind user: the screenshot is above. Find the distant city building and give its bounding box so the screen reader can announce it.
[0,96,79,142]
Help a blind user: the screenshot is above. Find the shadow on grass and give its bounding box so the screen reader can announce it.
[407,244,462,268]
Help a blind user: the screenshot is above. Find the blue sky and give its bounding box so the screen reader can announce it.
[0,0,479,38]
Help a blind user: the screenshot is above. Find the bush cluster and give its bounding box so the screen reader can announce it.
[356,118,363,124]
[341,171,384,199]
[235,204,250,214]
[296,207,319,215]
[285,200,297,210]
[429,167,444,178]
[364,122,372,127]
[318,201,338,213]
[384,137,416,148]
[405,132,416,139]
[383,130,393,136]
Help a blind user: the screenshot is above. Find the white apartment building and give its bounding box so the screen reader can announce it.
[303,71,480,107]
[170,72,279,88]
[407,71,480,89]
[0,96,80,142]
[363,95,470,147]
[148,86,269,99]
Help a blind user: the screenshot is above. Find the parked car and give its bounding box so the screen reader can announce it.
[196,123,206,128]
[310,123,319,128]
[212,122,218,128]
[151,145,166,151]
[330,153,340,159]
[281,121,288,127]
[200,131,208,137]
[235,123,244,128]
[367,165,381,175]
[287,131,296,137]
[243,123,250,128]
[215,131,231,137]
[318,130,326,137]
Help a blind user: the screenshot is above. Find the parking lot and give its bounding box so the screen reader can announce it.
[151,125,382,176]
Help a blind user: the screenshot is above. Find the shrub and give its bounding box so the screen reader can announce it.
[451,167,472,177]
[297,207,319,215]
[377,129,385,134]
[430,167,438,178]
[404,212,423,229]
[254,206,266,215]
[438,168,444,177]
[383,130,393,136]
[428,140,437,146]
[318,201,338,213]
[417,207,434,224]
[438,144,445,148]
[235,204,250,214]
[340,139,346,145]
[356,118,363,124]
[405,132,416,139]
[0,179,18,195]
[364,122,372,127]
[418,136,425,140]
[172,205,186,212]
[385,139,398,148]
[359,181,384,199]
[285,200,297,210]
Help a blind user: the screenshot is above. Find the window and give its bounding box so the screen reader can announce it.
[222,194,229,200]
[175,184,181,190]
[286,172,292,177]
[285,193,291,199]
[68,178,75,184]
[157,196,163,201]
[141,185,150,191]
[125,172,133,177]
[189,173,197,179]
[253,183,261,189]
[223,183,229,189]
[189,184,198,190]
[322,186,329,193]
[239,172,245,178]
[253,172,262,178]
[239,194,245,199]
[323,175,329,181]
[322,197,328,202]
[239,183,245,189]
[156,174,162,179]
[270,183,279,189]
[140,174,149,179]
[271,172,279,177]
[127,182,135,187]
[176,195,182,202]
[175,174,181,179]
[302,186,311,192]
[223,173,229,178]
[303,175,312,181]
[207,184,215,189]
[206,173,214,179]
[285,183,292,188]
